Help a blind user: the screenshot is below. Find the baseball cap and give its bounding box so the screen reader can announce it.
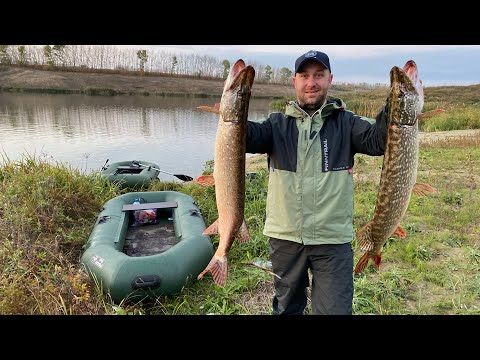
[295,50,331,73]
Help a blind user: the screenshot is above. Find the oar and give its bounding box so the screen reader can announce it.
[134,161,193,182]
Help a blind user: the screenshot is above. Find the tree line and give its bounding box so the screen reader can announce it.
[0,45,295,85]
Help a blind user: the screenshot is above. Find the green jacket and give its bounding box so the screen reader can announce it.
[246,96,388,245]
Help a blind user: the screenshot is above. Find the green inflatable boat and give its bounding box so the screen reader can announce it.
[100,160,160,188]
[80,191,214,303]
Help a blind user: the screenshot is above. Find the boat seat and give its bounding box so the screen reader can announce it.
[122,201,178,212]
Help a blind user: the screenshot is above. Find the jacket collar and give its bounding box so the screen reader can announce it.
[285,96,346,119]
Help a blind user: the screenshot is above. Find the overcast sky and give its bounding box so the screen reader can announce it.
[128,45,480,87]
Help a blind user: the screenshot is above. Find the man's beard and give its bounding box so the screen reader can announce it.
[301,96,326,112]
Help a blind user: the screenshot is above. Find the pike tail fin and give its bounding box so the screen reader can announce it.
[354,253,370,274]
[354,253,382,274]
[196,174,215,187]
[412,182,437,196]
[354,221,380,274]
[197,255,227,287]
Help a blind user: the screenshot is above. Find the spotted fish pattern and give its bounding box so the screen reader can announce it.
[354,60,436,274]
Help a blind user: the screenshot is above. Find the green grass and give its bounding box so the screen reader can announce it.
[1,92,480,314]
[349,138,480,315]
[0,152,121,314]
[1,132,479,315]
[420,105,480,131]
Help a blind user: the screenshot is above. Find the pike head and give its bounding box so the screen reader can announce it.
[219,59,255,123]
[388,60,424,127]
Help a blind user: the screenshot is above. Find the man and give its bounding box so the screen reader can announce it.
[246,50,388,315]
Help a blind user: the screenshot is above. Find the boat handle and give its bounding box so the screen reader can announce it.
[98,215,111,224]
[131,275,161,290]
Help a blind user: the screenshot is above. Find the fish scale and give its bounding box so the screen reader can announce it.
[354,60,434,273]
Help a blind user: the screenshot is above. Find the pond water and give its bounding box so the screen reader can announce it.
[0,93,273,181]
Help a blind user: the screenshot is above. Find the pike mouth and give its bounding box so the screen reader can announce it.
[224,59,255,92]
[390,60,423,97]
[403,59,424,102]
[403,60,418,79]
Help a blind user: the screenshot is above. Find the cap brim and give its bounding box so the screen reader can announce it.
[296,59,329,73]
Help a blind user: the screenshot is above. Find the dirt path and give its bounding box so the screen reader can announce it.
[418,129,480,143]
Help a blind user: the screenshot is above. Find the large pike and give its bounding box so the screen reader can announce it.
[195,59,255,286]
[354,60,437,274]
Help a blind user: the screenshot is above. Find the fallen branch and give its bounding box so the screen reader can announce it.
[246,261,282,279]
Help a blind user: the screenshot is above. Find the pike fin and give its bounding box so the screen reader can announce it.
[235,220,250,243]
[354,253,382,274]
[354,253,370,274]
[196,174,215,187]
[356,221,374,252]
[197,103,221,115]
[418,109,445,121]
[197,255,227,287]
[412,182,437,196]
[203,219,219,235]
[392,225,407,238]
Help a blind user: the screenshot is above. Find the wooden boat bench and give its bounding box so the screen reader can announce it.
[122,201,178,212]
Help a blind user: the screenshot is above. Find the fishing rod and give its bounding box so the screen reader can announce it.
[131,161,193,182]
[101,158,109,171]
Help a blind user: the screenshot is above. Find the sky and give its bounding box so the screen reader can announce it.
[131,45,480,87]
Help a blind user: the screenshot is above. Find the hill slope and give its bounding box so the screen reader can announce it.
[0,66,296,99]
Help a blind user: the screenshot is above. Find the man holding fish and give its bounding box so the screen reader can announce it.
[198,50,433,315]
[246,50,397,315]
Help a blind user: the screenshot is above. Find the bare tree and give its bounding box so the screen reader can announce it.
[137,49,148,75]
[0,45,11,65]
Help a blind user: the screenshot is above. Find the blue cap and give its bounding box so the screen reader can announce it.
[295,50,331,73]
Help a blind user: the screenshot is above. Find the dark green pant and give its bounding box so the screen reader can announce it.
[269,238,354,315]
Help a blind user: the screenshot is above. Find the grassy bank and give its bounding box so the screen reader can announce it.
[1,130,479,314]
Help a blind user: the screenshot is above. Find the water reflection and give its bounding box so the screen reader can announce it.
[0,93,273,181]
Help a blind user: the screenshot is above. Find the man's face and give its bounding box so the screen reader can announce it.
[293,61,333,111]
